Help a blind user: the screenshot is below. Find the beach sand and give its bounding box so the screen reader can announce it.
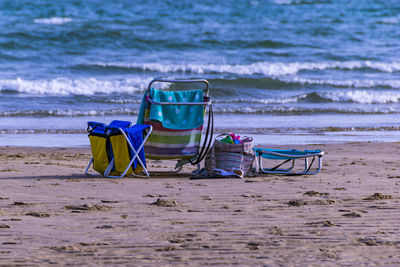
[1,142,400,266]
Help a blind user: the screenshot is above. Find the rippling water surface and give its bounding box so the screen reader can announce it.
[1,0,400,145]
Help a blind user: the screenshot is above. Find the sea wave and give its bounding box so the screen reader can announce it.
[232,126,400,134]
[212,106,398,115]
[0,109,139,117]
[2,126,400,135]
[33,17,73,25]
[319,90,400,104]
[291,77,400,89]
[209,76,400,90]
[87,61,400,76]
[0,77,151,95]
[1,99,399,117]
[0,106,396,117]
[1,76,400,102]
[0,129,86,134]
[215,90,400,105]
[378,17,400,25]
[273,0,330,5]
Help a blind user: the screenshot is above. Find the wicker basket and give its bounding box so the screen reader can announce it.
[205,134,255,176]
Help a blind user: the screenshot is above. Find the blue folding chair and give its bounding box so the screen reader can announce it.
[85,120,152,178]
[253,148,324,175]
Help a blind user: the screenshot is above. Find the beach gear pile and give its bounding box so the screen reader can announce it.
[85,78,323,179]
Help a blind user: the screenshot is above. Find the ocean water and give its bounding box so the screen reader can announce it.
[1,0,400,146]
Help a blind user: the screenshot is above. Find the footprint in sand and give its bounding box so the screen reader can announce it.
[64,204,112,212]
[155,246,176,252]
[342,211,361,218]
[96,225,113,229]
[25,211,50,218]
[164,183,174,189]
[246,242,261,250]
[241,193,262,198]
[12,201,33,206]
[357,238,397,246]
[309,199,335,205]
[2,218,21,221]
[202,195,212,201]
[151,198,179,207]
[288,199,334,206]
[101,200,119,203]
[168,238,185,244]
[306,221,338,227]
[288,200,308,206]
[320,248,339,259]
[49,245,81,252]
[0,169,18,172]
[363,192,393,200]
[269,226,283,235]
[303,190,329,196]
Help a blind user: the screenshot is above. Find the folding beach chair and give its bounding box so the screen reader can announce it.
[253,148,324,175]
[137,79,213,173]
[85,120,152,178]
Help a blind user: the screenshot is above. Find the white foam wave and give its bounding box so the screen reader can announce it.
[291,77,400,89]
[214,105,398,115]
[93,60,400,76]
[273,0,293,4]
[0,77,152,95]
[0,108,138,117]
[214,96,300,105]
[379,17,400,24]
[34,17,73,25]
[216,90,400,105]
[274,0,330,4]
[323,90,400,104]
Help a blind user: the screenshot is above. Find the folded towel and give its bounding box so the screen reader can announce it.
[148,88,204,130]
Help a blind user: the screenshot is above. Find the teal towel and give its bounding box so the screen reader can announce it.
[136,92,146,125]
[149,88,204,130]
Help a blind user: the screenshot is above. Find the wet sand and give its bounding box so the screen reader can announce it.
[1,142,400,265]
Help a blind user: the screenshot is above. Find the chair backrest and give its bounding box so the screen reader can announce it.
[138,79,212,161]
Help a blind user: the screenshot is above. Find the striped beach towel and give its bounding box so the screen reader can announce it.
[137,88,205,160]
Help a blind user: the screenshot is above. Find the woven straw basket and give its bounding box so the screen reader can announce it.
[205,134,255,176]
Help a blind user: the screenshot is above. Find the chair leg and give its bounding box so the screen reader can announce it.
[123,127,152,178]
[104,158,115,177]
[258,154,296,174]
[304,156,322,175]
[85,158,94,176]
[148,165,183,176]
[105,126,152,178]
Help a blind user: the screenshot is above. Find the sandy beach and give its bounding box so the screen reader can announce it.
[0,142,399,265]
[2,0,400,265]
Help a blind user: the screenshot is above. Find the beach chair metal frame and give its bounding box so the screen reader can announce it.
[85,123,152,178]
[147,79,211,105]
[254,148,324,175]
[143,78,214,175]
